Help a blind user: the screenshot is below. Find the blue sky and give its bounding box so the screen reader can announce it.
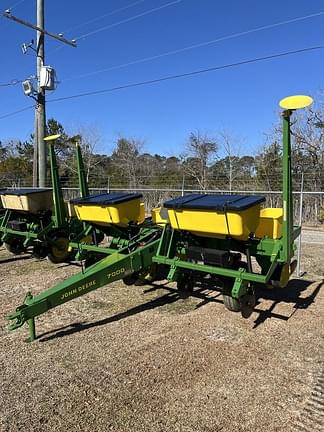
[1,0,323,157]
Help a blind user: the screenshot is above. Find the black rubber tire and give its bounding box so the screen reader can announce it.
[223,294,241,312]
[177,276,194,294]
[177,278,186,291]
[240,294,256,318]
[47,236,71,264]
[221,260,249,312]
[84,254,104,269]
[4,239,26,255]
[32,244,48,260]
[123,273,140,286]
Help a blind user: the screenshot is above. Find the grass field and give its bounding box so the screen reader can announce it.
[0,243,323,432]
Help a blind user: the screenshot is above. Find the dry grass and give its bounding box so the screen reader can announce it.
[0,244,323,432]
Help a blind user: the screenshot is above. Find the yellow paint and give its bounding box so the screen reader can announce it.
[60,279,96,300]
[255,208,283,239]
[167,204,261,240]
[107,268,125,280]
[65,201,76,217]
[151,207,168,226]
[0,190,53,213]
[283,200,287,222]
[278,261,297,288]
[73,197,143,227]
[138,202,145,224]
[44,134,61,141]
[279,95,313,110]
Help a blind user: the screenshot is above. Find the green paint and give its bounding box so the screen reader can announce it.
[48,142,66,227]
[282,110,294,263]
[7,102,303,341]
[7,229,160,339]
[75,142,89,198]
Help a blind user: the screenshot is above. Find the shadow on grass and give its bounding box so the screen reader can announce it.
[253,278,323,328]
[38,288,180,342]
[37,277,323,342]
[0,254,32,264]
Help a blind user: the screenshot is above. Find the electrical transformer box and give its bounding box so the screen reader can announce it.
[40,66,56,90]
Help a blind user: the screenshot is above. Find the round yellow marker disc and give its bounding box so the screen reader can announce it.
[279,95,313,110]
[44,134,61,141]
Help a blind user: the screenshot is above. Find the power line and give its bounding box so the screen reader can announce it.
[48,43,324,104]
[1,44,322,121]
[61,10,324,82]
[75,0,182,40]
[0,104,34,120]
[0,79,24,87]
[63,0,147,35]
[47,0,180,55]
[5,0,26,10]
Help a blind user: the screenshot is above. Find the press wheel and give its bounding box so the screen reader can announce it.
[177,275,194,294]
[240,293,256,318]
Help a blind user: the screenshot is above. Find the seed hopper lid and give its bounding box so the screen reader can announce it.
[164,194,265,211]
[71,192,143,205]
[0,188,52,196]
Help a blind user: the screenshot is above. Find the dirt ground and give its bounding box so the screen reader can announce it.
[0,243,323,432]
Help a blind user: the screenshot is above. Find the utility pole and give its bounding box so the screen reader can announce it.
[36,0,46,187]
[3,6,76,187]
[33,109,38,186]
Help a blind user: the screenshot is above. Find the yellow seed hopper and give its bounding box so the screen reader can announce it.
[164,194,265,240]
[70,192,144,227]
[0,189,4,209]
[151,207,169,226]
[0,188,53,213]
[255,208,283,239]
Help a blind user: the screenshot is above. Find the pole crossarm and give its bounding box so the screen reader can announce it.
[3,11,77,47]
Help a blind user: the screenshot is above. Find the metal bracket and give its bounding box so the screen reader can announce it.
[231,268,248,299]
[167,264,178,281]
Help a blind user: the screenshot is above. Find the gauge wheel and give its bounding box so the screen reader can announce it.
[123,272,140,286]
[4,239,26,255]
[47,235,71,264]
[32,243,48,260]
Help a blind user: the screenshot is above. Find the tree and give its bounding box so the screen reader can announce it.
[222,131,242,191]
[0,139,33,186]
[67,126,105,186]
[182,131,218,190]
[46,118,73,161]
[0,141,8,161]
[255,141,282,191]
[111,137,144,188]
[290,106,324,191]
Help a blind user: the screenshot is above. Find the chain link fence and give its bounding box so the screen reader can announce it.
[59,187,324,226]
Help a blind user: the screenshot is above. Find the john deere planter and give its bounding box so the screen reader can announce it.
[0,135,94,262]
[7,95,312,341]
